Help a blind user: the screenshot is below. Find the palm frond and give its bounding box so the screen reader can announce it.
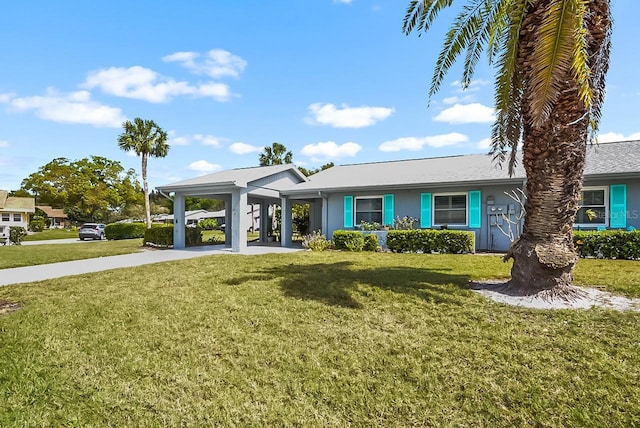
[527,0,588,127]
[403,0,454,36]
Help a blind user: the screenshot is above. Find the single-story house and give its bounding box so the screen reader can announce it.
[0,191,35,243]
[36,205,68,228]
[153,208,260,230]
[157,140,640,252]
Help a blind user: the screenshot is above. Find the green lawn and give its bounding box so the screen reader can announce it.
[23,228,79,241]
[0,252,639,426]
[0,239,144,269]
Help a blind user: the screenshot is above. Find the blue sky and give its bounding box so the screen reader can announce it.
[1,0,639,191]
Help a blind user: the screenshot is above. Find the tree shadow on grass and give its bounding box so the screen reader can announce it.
[226,261,472,309]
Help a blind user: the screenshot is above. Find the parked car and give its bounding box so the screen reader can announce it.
[79,223,106,240]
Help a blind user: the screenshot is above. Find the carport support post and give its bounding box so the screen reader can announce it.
[173,193,186,249]
[281,196,292,247]
[260,202,269,243]
[231,188,248,252]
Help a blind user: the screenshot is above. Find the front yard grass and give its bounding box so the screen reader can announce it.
[22,229,78,241]
[0,252,639,426]
[0,239,143,269]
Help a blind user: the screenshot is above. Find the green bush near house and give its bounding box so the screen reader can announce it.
[332,230,365,251]
[143,225,203,248]
[28,216,46,232]
[363,233,379,252]
[9,227,27,245]
[105,222,148,240]
[386,229,475,254]
[574,230,640,259]
[198,218,218,230]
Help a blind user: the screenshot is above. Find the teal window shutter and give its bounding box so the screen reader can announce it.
[420,193,432,228]
[383,194,394,226]
[344,195,354,228]
[468,190,482,228]
[610,184,627,228]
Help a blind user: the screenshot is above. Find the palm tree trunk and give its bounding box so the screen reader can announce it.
[142,153,151,229]
[505,0,611,295]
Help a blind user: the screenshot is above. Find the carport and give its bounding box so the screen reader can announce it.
[156,164,309,252]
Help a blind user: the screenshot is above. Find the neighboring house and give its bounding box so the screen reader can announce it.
[158,140,640,252]
[153,208,260,230]
[36,205,68,228]
[0,191,35,243]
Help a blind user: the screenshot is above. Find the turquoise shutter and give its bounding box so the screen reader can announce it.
[344,195,354,228]
[420,193,432,228]
[468,190,482,228]
[383,194,394,226]
[610,184,627,228]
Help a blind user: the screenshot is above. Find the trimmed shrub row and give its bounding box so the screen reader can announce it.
[386,229,475,254]
[331,230,379,252]
[574,230,640,259]
[143,225,203,248]
[105,222,147,240]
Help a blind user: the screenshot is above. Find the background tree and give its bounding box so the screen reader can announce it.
[259,142,292,166]
[404,0,611,296]
[298,162,334,177]
[21,156,143,223]
[118,118,169,229]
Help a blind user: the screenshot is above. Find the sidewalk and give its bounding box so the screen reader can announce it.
[0,244,303,287]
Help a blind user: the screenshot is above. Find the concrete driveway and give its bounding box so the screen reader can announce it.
[1,244,303,287]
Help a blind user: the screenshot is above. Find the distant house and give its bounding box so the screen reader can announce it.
[0,191,35,243]
[158,140,640,252]
[153,207,261,230]
[36,205,69,228]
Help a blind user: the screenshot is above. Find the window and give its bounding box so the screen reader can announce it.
[13,213,21,222]
[576,187,607,226]
[1,213,9,222]
[355,197,383,224]
[433,193,467,226]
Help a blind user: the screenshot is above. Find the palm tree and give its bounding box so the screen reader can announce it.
[118,118,169,229]
[404,0,611,295]
[259,142,293,166]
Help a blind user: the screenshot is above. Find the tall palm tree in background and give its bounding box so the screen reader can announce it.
[118,118,169,229]
[259,142,293,166]
[404,0,611,295]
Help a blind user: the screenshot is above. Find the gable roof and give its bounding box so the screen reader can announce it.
[36,206,68,218]
[157,164,308,192]
[0,191,35,212]
[284,140,640,195]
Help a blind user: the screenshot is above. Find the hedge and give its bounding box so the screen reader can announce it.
[363,233,379,252]
[143,225,203,248]
[105,222,148,240]
[332,230,365,251]
[386,229,475,254]
[574,230,640,259]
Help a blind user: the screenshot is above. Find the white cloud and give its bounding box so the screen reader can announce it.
[433,103,495,124]
[8,89,126,128]
[187,160,222,174]
[163,49,247,79]
[82,66,232,103]
[597,131,640,143]
[193,134,224,147]
[0,93,15,103]
[229,142,262,155]
[333,0,353,3]
[306,103,394,128]
[476,137,492,149]
[450,79,490,93]
[0,140,9,148]
[301,141,362,161]
[379,133,469,152]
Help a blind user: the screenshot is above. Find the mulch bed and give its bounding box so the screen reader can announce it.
[0,300,22,315]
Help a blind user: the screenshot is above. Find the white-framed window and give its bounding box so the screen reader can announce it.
[576,186,608,227]
[1,213,9,222]
[433,193,468,226]
[13,213,21,222]
[355,196,383,224]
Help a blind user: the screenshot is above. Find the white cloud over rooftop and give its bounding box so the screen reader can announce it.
[163,49,247,79]
[433,103,495,124]
[301,141,362,162]
[229,142,262,155]
[306,103,394,128]
[379,133,469,152]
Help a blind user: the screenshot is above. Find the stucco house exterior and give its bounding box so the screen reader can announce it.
[157,140,640,252]
[36,205,68,228]
[0,191,35,243]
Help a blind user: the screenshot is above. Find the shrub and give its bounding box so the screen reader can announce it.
[29,216,46,232]
[386,229,475,254]
[332,230,365,252]
[198,218,218,230]
[574,230,640,259]
[302,230,332,251]
[143,225,203,248]
[363,233,379,252]
[9,227,27,245]
[105,222,147,240]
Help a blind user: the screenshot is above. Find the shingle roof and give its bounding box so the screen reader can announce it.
[157,164,307,191]
[0,192,35,212]
[36,206,68,218]
[284,140,640,194]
